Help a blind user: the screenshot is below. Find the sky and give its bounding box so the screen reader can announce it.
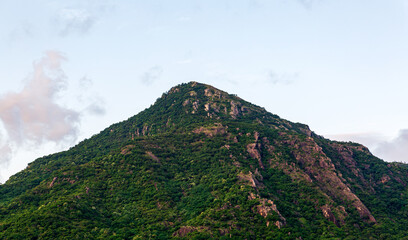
[1,0,408,182]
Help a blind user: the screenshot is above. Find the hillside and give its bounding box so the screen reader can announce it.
[1,82,408,239]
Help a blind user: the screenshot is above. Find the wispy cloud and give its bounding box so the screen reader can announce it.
[56,8,96,36]
[79,76,93,88]
[326,132,386,149]
[374,129,408,163]
[85,101,106,115]
[53,1,115,37]
[141,66,163,85]
[77,76,106,116]
[327,130,408,163]
[0,51,79,147]
[0,140,12,168]
[8,22,34,43]
[268,71,299,85]
[296,0,321,9]
[0,51,105,175]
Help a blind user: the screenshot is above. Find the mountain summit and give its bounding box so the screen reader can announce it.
[1,82,408,239]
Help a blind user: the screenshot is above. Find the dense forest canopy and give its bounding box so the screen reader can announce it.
[1,82,408,239]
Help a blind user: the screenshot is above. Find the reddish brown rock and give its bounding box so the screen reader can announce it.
[192,124,226,137]
[247,143,264,169]
[49,177,57,188]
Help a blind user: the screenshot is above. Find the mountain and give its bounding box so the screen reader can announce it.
[1,81,408,239]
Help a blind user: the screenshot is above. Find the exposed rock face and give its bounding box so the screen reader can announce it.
[267,135,376,223]
[247,143,265,169]
[238,171,259,188]
[295,138,376,223]
[192,124,226,137]
[172,226,209,237]
[204,87,222,98]
[254,131,260,142]
[182,99,190,106]
[172,226,196,237]
[146,151,160,163]
[204,103,210,112]
[330,143,361,178]
[297,124,313,137]
[274,221,284,229]
[380,175,391,184]
[246,131,265,168]
[49,177,57,188]
[249,192,286,227]
[321,205,338,226]
[191,101,199,114]
[230,101,242,118]
[168,87,180,94]
[142,125,149,136]
[121,145,135,155]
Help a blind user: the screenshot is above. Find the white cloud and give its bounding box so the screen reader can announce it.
[326,132,386,149]
[56,8,96,36]
[141,66,163,85]
[326,130,408,163]
[76,77,106,115]
[268,71,298,85]
[296,0,321,9]
[79,76,93,88]
[0,51,80,148]
[374,129,408,163]
[53,0,116,37]
[0,52,106,180]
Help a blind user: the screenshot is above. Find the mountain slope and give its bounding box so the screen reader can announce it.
[1,82,408,239]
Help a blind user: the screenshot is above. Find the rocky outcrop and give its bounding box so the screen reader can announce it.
[296,124,313,137]
[321,205,338,226]
[168,87,180,94]
[204,103,210,112]
[380,175,391,184]
[230,101,242,119]
[49,177,57,188]
[172,226,196,237]
[249,192,286,228]
[142,125,149,136]
[204,87,222,99]
[238,171,260,188]
[329,142,376,193]
[193,124,226,137]
[272,135,376,223]
[121,145,135,155]
[146,151,160,163]
[172,226,209,237]
[191,100,199,114]
[247,143,265,169]
[182,99,190,106]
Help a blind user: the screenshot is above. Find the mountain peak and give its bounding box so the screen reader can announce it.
[163,81,253,118]
[100,81,316,145]
[2,81,408,239]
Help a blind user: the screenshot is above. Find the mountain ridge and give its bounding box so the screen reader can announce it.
[1,81,408,239]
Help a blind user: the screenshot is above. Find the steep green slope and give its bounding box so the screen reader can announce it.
[1,82,408,239]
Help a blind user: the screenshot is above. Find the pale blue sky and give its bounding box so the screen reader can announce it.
[1,0,408,182]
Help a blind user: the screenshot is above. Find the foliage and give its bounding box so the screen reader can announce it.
[1,82,408,239]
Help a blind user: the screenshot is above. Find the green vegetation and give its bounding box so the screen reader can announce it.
[1,82,408,239]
